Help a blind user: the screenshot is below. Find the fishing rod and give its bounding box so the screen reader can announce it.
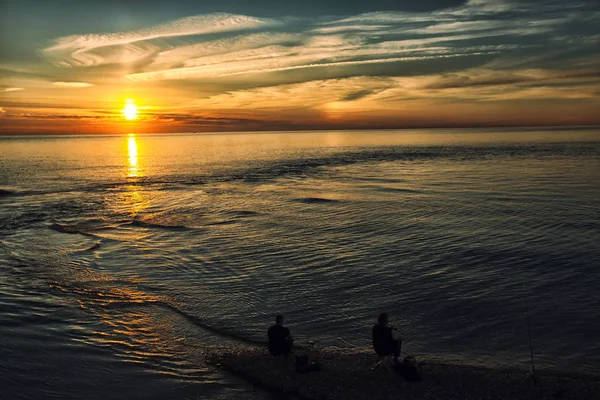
[523,282,536,386]
[337,337,362,348]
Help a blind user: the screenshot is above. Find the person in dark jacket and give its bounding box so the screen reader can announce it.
[268,314,294,357]
[372,312,402,363]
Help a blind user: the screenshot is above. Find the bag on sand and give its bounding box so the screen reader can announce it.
[394,355,421,382]
[295,355,322,373]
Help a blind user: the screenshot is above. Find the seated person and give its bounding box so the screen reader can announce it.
[268,314,293,357]
[372,312,402,363]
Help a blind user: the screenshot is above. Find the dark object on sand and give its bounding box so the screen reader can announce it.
[295,355,322,373]
[268,314,294,357]
[394,355,422,382]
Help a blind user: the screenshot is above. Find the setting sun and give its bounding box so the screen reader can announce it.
[123,99,138,120]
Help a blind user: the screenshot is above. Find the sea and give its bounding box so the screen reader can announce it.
[1,128,599,399]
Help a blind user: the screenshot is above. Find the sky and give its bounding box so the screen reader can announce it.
[1,0,599,134]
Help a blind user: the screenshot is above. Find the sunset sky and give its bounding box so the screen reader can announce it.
[1,0,599,134]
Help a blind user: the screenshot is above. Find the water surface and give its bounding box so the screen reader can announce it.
[1,128,599,399]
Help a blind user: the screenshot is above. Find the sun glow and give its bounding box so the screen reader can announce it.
[123,99,138,120]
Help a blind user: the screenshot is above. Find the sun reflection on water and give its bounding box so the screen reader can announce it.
[122,134,150,219]
[127,134,138,177]
[124,188,150,218]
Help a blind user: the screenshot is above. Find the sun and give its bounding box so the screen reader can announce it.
[123,99,138,120]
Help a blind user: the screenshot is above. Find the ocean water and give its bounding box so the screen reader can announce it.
[1,128,599,399]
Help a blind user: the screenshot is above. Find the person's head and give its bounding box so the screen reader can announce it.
[275,314,284,325]
[377,312,389,326]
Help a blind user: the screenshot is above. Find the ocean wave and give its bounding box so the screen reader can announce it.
[0,188,19,197]
[219,143,600,184]
[370,187,423,194]
[225,210,261,217]
[49,223,96,236]
[84,241,102,252]
[292,197,340,204]
[130,218,192,231]
[44,270,264,346]
[153,301,264,346]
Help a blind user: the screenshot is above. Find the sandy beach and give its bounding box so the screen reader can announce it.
[206,347,600,400]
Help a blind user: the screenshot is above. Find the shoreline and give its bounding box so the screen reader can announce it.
[206,347,600,400]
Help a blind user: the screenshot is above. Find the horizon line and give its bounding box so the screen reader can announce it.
[1,123,599,136]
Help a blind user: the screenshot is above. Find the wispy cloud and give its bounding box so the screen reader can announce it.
[4,87,24,92]
[188,77,396,110]
[52,81,94,88]
[43,13,278,67]
[443,0,517,16]
[145,32,302,72]
[424,68,600,90]
[41,1,599,86]
[311,25,391,34]
[127,52,494,82]
[124,31,507,82]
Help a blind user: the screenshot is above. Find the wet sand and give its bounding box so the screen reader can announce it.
[206,347,600,400]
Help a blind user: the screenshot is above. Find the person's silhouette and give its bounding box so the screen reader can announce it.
[268,314,294,357]
[372,312,402,363]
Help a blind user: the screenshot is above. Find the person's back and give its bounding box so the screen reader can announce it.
[372,312,401,363]
[372,322,392,355]
[268,315,293,356]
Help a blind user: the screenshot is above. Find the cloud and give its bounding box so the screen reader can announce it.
[43,13,278,67]
[124,30,505,82]
[7,0,596,132]
[126,52,494,82]
[52,81,94,88]
[4,87,24,92]
[141,112,269,126]
[360,69,600,105]
[425,68,600,89]
[311,25,391,34]
[40,1,599,88]
[444,0,517,16]
[340,90,375,101]
[188,77,395,111]
[327,11,449,25]
[480,86,598,101]
[204,67,597,111]
[146,32,302,71]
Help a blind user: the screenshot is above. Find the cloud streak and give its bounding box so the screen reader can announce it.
[52,81,94,88]
[42,13,278,67]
